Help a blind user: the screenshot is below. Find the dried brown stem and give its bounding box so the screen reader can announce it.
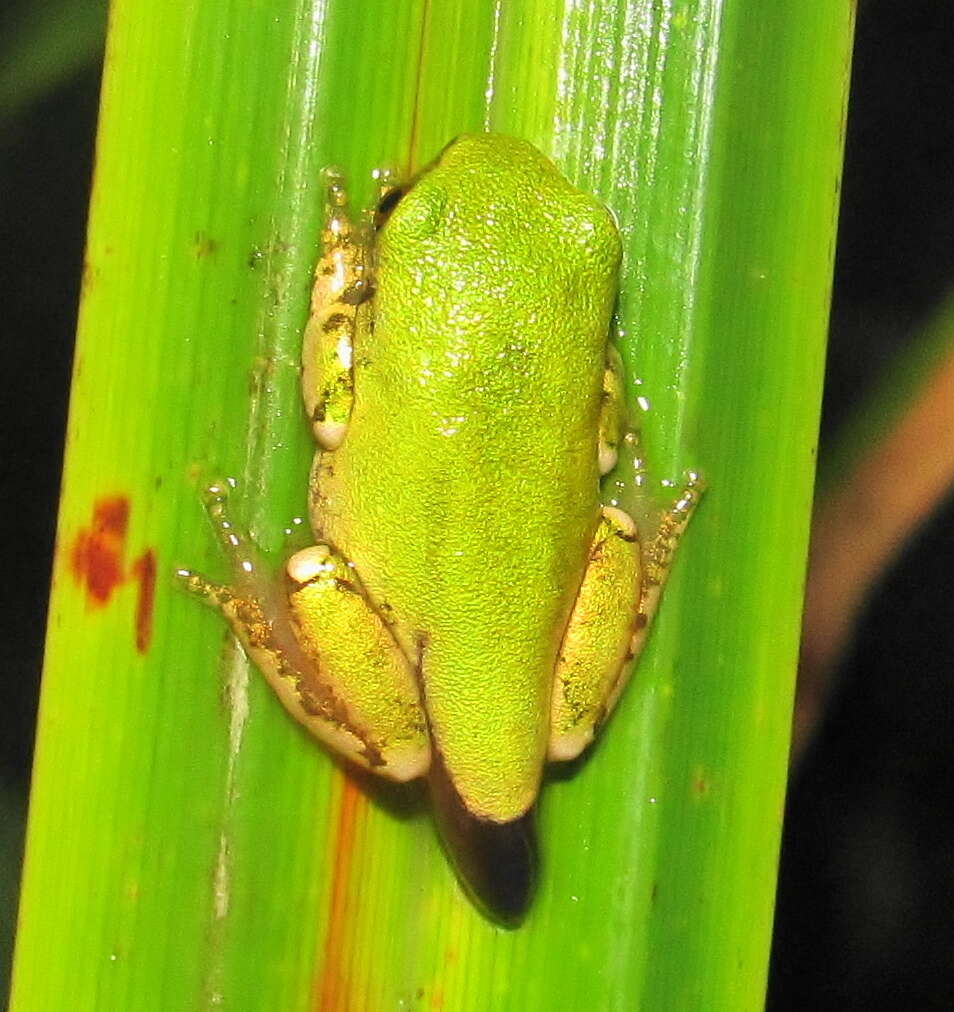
[794,344,954,760]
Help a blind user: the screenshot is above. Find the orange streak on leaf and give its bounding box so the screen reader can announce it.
[315,777,364,1012]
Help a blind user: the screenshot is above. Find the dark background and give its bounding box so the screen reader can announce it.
[2,1,953,1005]
[769,4,954,1009]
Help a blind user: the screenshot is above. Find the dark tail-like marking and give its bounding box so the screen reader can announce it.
[429,747,537,926]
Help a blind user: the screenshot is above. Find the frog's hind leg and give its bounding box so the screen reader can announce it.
[547,507,642,762]
[179,483,430,782]
[548,475,702,762]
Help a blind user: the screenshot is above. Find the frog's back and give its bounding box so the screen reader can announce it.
[315,135,622,822]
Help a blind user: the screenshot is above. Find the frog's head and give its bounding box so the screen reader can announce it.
[378,133,621,291]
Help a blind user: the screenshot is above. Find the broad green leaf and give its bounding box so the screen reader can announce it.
[12,1,853,1009]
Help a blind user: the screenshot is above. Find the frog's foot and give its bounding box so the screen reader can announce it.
[548,473,703,762]
[180,482,430,781]
[633,471,703,649]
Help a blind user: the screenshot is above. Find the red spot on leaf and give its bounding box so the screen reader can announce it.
[131,549,157,653]
[69,495,130,605]
[69,496,157,653]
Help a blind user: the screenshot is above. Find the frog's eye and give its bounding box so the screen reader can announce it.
[383,183,446,242]
[374,185,406,229]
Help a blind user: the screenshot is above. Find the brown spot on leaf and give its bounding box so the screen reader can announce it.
[193,231,219,258]
[69,496,157,653]
[70,495,130,605]
[691,766,711,798]
[80,259,97,295]
[131,549,156,653]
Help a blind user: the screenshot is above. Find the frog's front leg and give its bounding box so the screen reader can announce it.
[180,485,430,781]
[301,169,396,450]
[548,476,701,762]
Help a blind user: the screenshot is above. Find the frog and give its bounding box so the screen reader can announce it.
[181,133,700,923]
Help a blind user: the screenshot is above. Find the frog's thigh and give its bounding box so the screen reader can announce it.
[301,172,370,450]
[548,476,702,762]
[548,507,642,762]
[212,545,429,782]
[284,545,430,779]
